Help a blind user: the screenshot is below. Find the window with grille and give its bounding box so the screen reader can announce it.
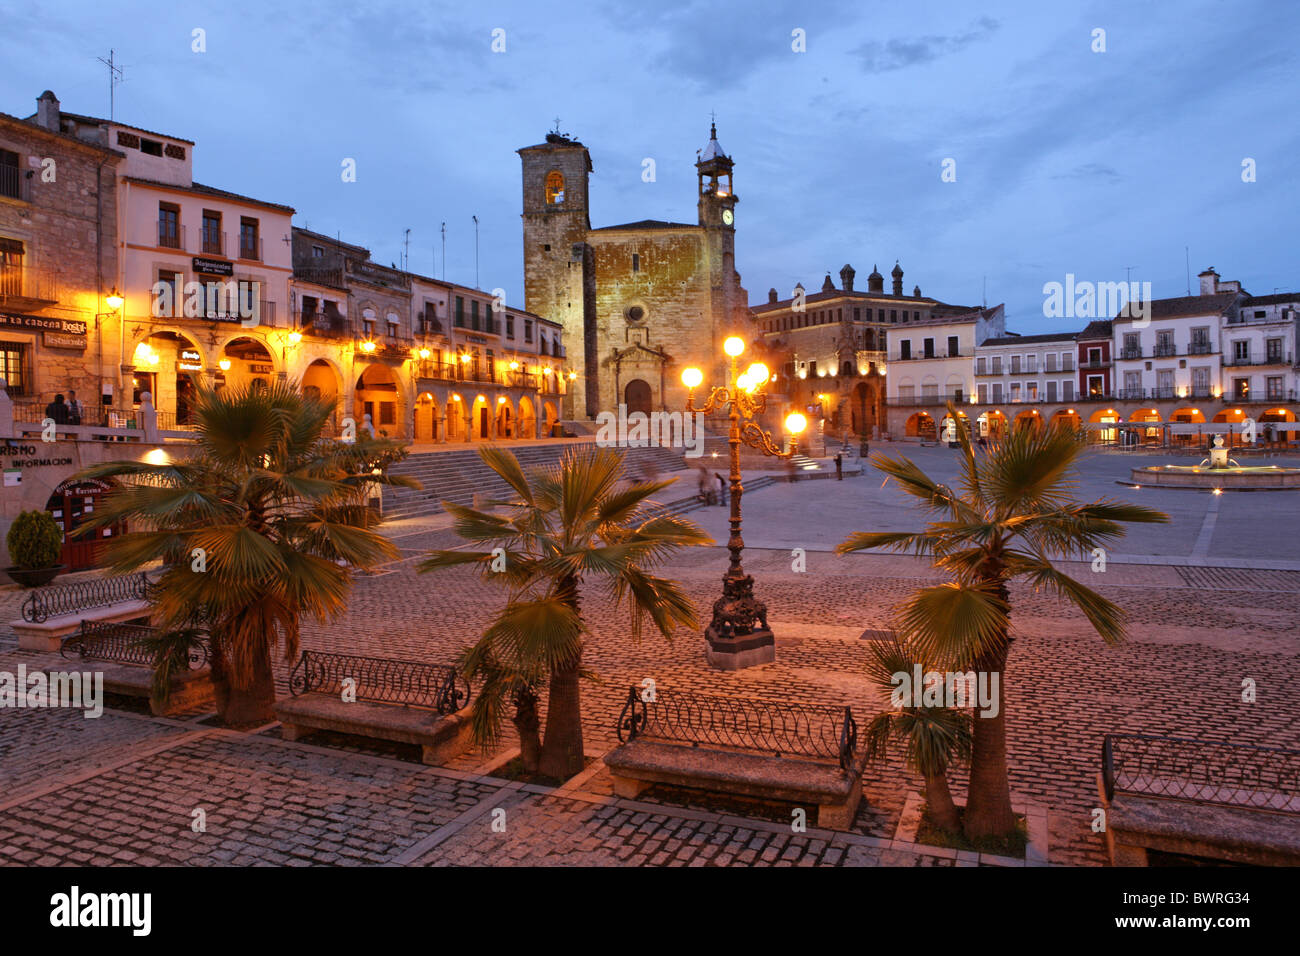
[0,342,27,394]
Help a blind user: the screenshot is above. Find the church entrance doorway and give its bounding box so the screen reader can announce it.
[624,379,652,416]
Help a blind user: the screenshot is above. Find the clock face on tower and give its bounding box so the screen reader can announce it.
[721,209,734,226]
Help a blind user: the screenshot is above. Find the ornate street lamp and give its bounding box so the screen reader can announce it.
[682,335,807,669]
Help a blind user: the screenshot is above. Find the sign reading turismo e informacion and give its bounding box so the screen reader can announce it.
[0,312,88,349]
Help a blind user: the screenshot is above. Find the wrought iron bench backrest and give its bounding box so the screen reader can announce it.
[617,686,858,771]
[61,620,209,670]
[21,571,151,624]
[288,650,471,715]
[1103,733,1300,813]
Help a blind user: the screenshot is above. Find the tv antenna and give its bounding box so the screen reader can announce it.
[403,228,411,272]
[96,49,125,120]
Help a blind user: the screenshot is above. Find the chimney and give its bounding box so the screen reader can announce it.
[891,261,904,297]
[36,90,60,132]
[768,288,778,304]
[822,273,835,293]
[867,265,884,294]
[1198,267,1219,296]
[839,263,855,293]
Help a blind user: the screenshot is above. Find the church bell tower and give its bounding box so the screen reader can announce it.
[696,122,737,229]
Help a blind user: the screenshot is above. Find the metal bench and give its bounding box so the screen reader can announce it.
[60,620,214,716]
[603,686,867,829]
[274,650,474,766]
[1098,733,1300,866]
[12,572,152,652]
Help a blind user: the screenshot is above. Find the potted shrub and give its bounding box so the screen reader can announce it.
[6,510,65,587]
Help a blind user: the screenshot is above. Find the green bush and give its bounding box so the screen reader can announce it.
[6,510,63,570]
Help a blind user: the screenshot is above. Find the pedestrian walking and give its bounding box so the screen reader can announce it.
[834,453,843,480]
[66,389,83,426]
[713,471,727,506]
[44,393,69,425]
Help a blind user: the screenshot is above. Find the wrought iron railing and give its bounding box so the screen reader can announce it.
[616,686,858,771]
[1102,733,1300,812]
[21,571,151,624]
[287,649,470,714]
[61,620,209,669]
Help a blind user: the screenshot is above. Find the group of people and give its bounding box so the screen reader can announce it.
[43,390,85,426]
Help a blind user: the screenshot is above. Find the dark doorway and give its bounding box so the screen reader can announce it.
[46,477,125,571]
[624,378,652,416]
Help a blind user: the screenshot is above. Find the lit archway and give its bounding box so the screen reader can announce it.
[495,397,514,439]
[355,363,402,438]
[1048,408,1081,433]
[904,411,935,439]
[415,392,441,442]
[1013,409,1043,434]
[447,393,466,441]
[519,395,537,440]
[1088,407,1122,445]
[543,401,559,437]
[470,394,491,440]
[131,330,204,428]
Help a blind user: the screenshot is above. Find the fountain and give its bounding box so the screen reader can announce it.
[1130,434,1300,490]
[1199,434,1240,469]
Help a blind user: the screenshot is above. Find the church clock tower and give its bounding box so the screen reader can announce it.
[696,122,737,229]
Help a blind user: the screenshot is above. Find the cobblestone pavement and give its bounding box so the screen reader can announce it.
[1,457,1297,867]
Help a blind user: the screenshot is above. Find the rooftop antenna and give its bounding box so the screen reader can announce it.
[96,49,124,121]
[1125,265,1136,285]
[1185,246,1191,295]
[440,222,446,280]
[982,274,986,308]
[472,215,479,289]
[403,228,411,272]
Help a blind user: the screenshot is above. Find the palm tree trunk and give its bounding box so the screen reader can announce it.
[925,771,962,833]
[962,637,1017,839]
[538,574,585,779]
[211,638,277,727]
[512,686,542,773]
[538,650,584,778]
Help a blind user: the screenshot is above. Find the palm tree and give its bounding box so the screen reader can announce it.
[73,381,416,726]
[837,403,1168,839]
[861,637,972,832]
[419,445,711,779]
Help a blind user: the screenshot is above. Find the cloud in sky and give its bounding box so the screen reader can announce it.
[853,16,999,74]
[1,0,1295,330]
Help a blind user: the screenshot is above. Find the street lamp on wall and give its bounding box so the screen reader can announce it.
[680,335,807,670]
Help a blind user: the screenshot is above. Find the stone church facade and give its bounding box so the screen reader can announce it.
[519,124,754,421]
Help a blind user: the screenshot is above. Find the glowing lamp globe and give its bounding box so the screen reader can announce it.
[745,362,770,386]
[784,412,808,435]
[105,291,124,311]
[681,367,704,389]
[288,331,302,345]
[723,336,745,357]
[418,348,430,359]
[736,372,755,393]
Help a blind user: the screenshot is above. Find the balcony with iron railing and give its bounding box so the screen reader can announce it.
[296,309,351,338]
[200,229,225,256]
[295,266,346,289]
[0,164,32,202]
[1189,342,1214,355]
[1119,347,1142,360]
[1223,353,1293,368]
[1154,344,1178,358]
[239,236,263,261]
[155,221,184,250]
[0,262,62,308]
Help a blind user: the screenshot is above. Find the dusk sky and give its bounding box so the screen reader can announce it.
[3,0,1295,330]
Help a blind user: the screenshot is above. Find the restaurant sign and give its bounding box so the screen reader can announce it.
[0,313,88,336]
[43,332,88,350]
[179,349,203,371]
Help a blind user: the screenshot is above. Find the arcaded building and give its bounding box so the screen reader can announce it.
[518,124,754,421]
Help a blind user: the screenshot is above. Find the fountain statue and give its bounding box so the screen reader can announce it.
[1199,434,1240,470]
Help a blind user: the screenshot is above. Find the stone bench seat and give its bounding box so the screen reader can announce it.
[273,650,474,766]
[95,657,215,717]
[1104,789,1300,866]
[605,737,869,829]
[274,693,472,766]
[60,620,213,717]
[1100,734,1300,866]
[13,600,151,651]
[603,686,867,829]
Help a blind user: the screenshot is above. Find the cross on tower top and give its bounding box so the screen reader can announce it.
[553,116,562,134]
